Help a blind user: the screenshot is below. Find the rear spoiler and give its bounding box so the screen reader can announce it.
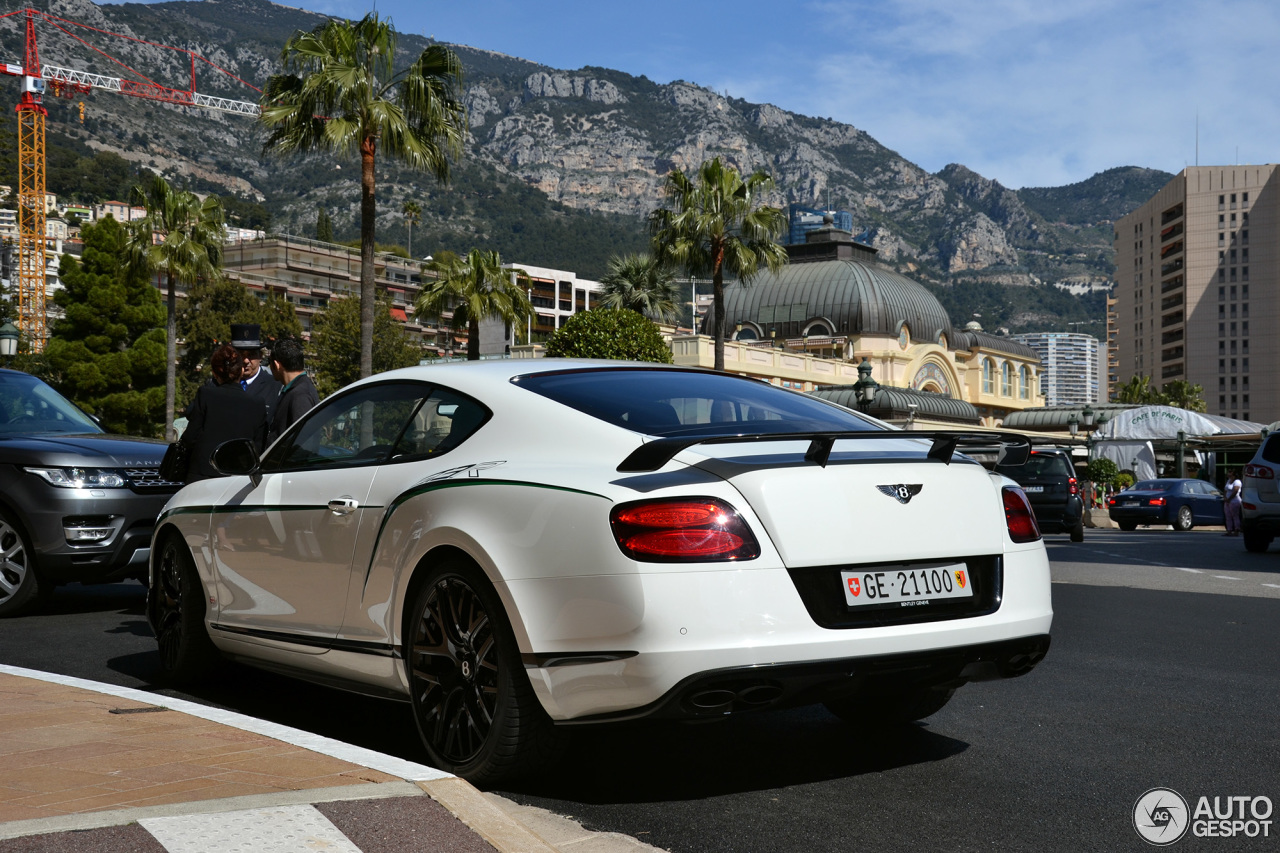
[617,430,1032,473]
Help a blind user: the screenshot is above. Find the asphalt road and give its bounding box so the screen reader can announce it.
[2,528,1278,852]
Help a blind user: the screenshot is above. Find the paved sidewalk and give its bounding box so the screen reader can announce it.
[0,666,661,853]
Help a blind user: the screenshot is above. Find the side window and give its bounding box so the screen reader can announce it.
[389,388,490,462]
[261,382,432,471]
[1262,436,1280,465]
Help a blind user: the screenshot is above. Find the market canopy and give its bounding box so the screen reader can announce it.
[1093,406,1265,440]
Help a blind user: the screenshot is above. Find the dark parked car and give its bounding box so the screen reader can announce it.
[0,368,179,617]
[1107,478,1225,531]
[995,447,1084,542]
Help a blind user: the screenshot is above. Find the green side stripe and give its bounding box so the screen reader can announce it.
[158,504,385,524]
[365,478,608,584]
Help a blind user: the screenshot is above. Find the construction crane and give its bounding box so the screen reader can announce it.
[0,7,261,352]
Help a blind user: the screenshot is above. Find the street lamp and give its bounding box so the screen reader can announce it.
[0,321,18,362]
[853,357,880,412]
[1081,404,1095,431]
[1068,413,1079,438]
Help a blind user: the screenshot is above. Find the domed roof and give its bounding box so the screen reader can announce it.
[711,259,956,343]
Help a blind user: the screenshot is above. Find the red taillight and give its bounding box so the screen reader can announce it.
[1108,496,1116,506]
[1245,464,1275,479]
[1068,476,1078,496]
[1148,497,1166,507]
[1002,487,1041,543]
[611,498,760,562]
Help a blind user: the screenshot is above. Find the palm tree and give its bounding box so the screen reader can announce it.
[1161,380,1206,412]
[415,249,531,360]
[261,13,466,380]
[1116,375,1163,405]
[650,157,787,371]
[125,175,225,441]
[402,200,422,257]
[599,253,679,323]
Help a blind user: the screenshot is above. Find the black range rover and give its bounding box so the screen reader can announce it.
[995,446,1085,542]
[0,368,180,617]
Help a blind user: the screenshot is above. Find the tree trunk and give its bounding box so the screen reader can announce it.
[468,316,480,360]
[712,246,726,372]
[165,271,176,441]
[359,137,378,380]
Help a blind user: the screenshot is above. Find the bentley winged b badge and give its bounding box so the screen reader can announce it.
[877,484,923,504]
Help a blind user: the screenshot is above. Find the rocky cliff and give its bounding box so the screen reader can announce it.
[0,0,1174,330]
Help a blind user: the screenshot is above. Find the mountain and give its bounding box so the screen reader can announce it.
[0,0,1174,333]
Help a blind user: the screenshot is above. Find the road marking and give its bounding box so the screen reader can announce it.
[1263,584,1280,590]
[1213,575,1241,581]
[1173,567,1203,574]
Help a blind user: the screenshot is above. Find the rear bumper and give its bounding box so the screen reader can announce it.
[559,634,1051,723]
[1030,496,1083,533]
[1108,507,1170,526]
[511,544,1053,721]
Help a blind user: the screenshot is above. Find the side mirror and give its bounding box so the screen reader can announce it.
[211,438,262,486]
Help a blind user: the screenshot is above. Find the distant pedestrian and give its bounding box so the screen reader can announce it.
[231,323,281,425]
[268,336,319,445]
[1223,469,1243,536]
[182,344,269,482]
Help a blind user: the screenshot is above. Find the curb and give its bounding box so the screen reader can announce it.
[0,664,556,852]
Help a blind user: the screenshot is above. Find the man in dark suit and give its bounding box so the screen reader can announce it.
[268,336,319,445]
[231,323,281,426]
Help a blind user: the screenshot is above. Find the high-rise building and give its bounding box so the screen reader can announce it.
[1009,332,1101,405]
[787,204,853,246]
[1113,166,1277,422]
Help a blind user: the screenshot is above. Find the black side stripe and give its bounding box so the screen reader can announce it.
[212,623,399,658]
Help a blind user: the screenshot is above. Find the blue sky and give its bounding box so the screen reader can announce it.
[120,0,1280,189]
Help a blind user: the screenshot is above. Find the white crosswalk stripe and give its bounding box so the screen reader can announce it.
[139,805,362,853]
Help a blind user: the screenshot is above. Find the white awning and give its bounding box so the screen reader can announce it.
[1094,406,1264,440]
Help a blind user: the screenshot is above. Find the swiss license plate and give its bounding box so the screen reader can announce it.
[841,563,974,608]
[1024,485,1045,493]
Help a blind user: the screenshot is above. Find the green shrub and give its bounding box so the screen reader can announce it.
[544,308,673,363]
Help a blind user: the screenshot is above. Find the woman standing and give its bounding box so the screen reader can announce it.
[1223,468,1244,536]
[181,344,269,482]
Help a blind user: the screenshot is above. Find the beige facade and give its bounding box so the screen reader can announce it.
[1113,166,1277,422]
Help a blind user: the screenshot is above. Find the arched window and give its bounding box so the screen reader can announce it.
[804,322,830,337]
[1001,362,1013,397]
[982,359,994,395]
[1020,366,1032,400]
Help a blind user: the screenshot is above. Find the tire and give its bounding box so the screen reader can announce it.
[148,533,220,683]
[1118,521,1137,532]
[1174,505,1194,532]
[824,687,956,726]
[1069,521,1084,542]
[1243,528,1272,554]
[406,556,564,785]
[0,507,49,618]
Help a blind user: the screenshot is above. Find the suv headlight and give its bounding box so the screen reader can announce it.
[24,467,128,488]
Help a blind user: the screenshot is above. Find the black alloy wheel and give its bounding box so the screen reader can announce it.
[1243,528,1272,553]
[407,557,562,784]
[149,534,219,682]
[1174,505,1194,531]
[0,507,45,618]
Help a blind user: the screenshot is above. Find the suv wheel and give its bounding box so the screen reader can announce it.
[150,534,220,682]
[0,507,48,618]
[1069,520,1084,542]
[1243,528,1272,554]
[1174,505,1194,531]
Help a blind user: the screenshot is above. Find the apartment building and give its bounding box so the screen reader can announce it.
[1113,166,1278,422]
[1009,332,1101,405]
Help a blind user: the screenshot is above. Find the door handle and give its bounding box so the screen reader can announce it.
[328,498,358,515]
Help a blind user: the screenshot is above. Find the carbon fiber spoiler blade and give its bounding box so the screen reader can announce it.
[616,430,1032,473]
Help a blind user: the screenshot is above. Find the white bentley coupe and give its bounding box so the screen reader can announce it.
[148,360,1052,784]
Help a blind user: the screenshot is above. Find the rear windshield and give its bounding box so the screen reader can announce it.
[1132,480,1174,491]
[0,371,102,435]
[514,368,880,437]
[998,453,1072,478]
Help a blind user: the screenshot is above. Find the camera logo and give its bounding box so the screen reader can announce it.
[1134,788,1190,845]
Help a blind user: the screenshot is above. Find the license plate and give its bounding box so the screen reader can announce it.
[1024,485,1044,493]
[1123,500,1139,507]
[841,563,974,608]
